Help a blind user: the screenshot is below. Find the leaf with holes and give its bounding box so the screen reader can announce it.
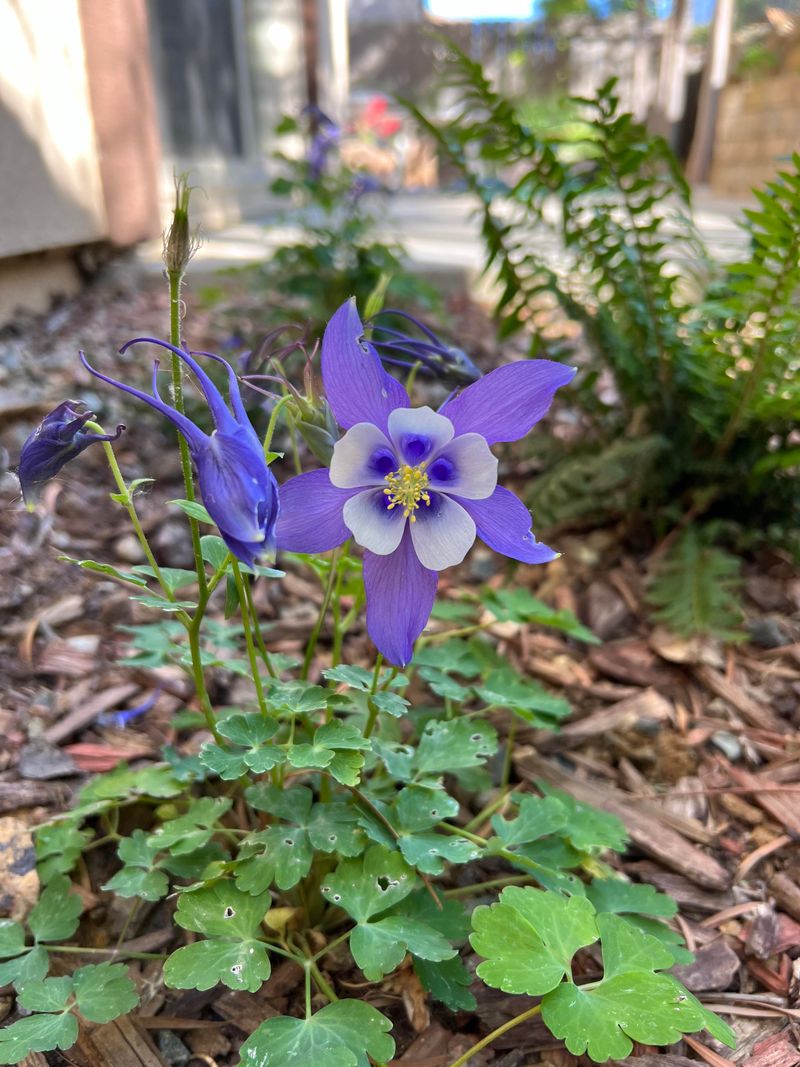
[308,802,366,857]
[164,882,272,993]
[471,886,598,996]
[540,915,735,1062]
[415,719,497,774]
[237,787,316,893]
[398,833,482,876]
[321,846,416,921]
[239,1000,395,1067]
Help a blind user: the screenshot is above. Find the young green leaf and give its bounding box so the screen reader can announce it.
[537,783,628,853]
[169,498,214,524]
[239,1000,395,1067]
[72,963,139,1023]
[101,830,169,902]
[415,955,477,1012]
[35,820,92,883]
[476,669,571,727]
[28,875,82,943]
[287,721,369,786]
[540,914,735,1062]
[147,796,232,856]
[349,915,455,982]
[471,886,598,996]
[586,877,678,919]
[491,795,568,847]
[0,1012,78,1064]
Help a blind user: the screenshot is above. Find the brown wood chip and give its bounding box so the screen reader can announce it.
[694,665,783,732]
[535,687,672,750]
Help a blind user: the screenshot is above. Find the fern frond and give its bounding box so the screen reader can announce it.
[646,528,744,640]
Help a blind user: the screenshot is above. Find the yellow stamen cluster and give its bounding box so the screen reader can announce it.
[384,462,431,521]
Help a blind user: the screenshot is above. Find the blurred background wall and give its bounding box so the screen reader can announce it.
[0,0,798,323]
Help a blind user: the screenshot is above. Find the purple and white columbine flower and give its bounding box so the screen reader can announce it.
[276,299,576,666]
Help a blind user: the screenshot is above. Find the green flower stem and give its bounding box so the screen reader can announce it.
[167,267,208,600]
[263,393,293,457]
[310,928,351,964]
[501,717,517,789]
[187,618,222,742]
[447,1004,542,1067]
[304,963,313,1018]
[50,946,166,960]
[301,548,341,679]
[244,576,277,678]
[363,655,384,740]
[232,560,270,718]
[443,874,533,900]
[91,431,179,607]
[463,787,513,835]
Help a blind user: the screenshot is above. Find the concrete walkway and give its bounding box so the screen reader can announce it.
[136,188,751,279]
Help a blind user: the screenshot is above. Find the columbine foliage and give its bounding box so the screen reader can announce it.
[407,41,800,591]
[5,182,735,1064]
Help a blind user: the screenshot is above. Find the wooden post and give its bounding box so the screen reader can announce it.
[685,0,734,183]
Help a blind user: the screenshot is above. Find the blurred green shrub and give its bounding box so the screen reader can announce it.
[210,113,438,336]
[407,44,800,571]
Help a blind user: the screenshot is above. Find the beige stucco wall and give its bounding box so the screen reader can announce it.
[711,76,800,199]
[0,0,107,258]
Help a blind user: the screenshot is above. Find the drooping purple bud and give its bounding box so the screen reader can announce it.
[369,310,482,388]
[80,339,280,569]
[17,400,124,505]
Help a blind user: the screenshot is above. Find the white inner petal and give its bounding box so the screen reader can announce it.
[387,406,454,466]
[330,422,396,489]
[427,432,498,500]
[410,492,476,571]
[343,488,406,555]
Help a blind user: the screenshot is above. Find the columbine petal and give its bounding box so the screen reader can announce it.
[387,406,454,466]
[343,488,406,555]
[363,528,438,666]
[329,423,397,489]
[321,299,409,433]
[427,432,497,500]
[195,429,280,567]
[275,469,354,554]
[439,360,576,444]
[409,492,476,570]
[458,486,557,564]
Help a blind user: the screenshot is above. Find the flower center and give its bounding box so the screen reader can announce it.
[384,462,431,521]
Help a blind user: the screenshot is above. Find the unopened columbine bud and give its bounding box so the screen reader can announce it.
[163,172,199,276]
[292,393,339,467]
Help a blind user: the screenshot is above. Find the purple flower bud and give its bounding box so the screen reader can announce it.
[369,310,482,387]
[17,400,124,505]
[80,339,279,569]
